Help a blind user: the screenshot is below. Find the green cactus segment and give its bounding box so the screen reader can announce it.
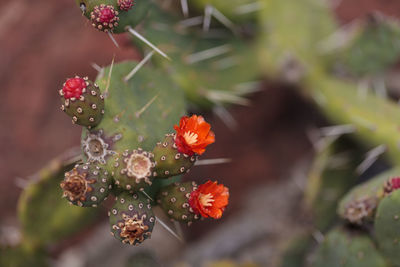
[60,77,105,128]
[109,192,155,245]
[338,168,400,224]
[138,6,260,108]
[18,158,99,249]
[311,228,387,267]
[280,234,313,267]
[60,162,112,207]
[75,0,150,33]
[82,61,185,161]
[375,190,400,266]
[113,149,155,191]
[257,0,336,77]
[189,0,260,22]
[335,15,400,77]
[0,245,48,267]
[153,134,196,178]
[304,137,363,230]
[157,181,199,224]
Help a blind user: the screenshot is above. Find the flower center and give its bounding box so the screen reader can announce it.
[183,131,198,145]
[199,193,214,207]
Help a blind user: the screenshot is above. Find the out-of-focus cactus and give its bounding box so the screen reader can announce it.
[375,189,400,266]
[18,154,100,250]
[333,14,400,78]
[338,168,400,225]
[0,245,48,267]
[304,136,364,230]
[311,227,387,267]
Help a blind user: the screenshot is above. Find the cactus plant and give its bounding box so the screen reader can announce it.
[57,61,229,245]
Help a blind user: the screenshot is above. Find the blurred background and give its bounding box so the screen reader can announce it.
[2,0,400,266]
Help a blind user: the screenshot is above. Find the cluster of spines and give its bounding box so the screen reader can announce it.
[109,192,154,245]
[60,163,111,207]
[152,134,197,178]
[59,76,105,128]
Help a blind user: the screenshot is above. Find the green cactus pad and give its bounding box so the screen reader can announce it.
[153,134,196,178]
[189,0,260,22]
[0,245,48,267]
[157,181,199,224]
[82,61,186,159]
[311,227,387,267]
[18,158,99,249]
[138,6,260,108]
[75,0,150,33]
[337,15,400,77]
[375,189,400,266]
[304,136,364,230]
[60,77,105,128]
[61,162,112,207]
[338,168,400,224]
[113,148,155,191]
[109,192,155,245]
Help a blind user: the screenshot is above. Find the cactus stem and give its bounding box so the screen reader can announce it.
[179,16,203,28]
[124,51,155,82]
[180,0,189,18]
[234,2,264,15]
[195,158,232,166]
[356,144,387,175]
[186,44,232,64]
[135,95,158,118]
[154,215,184,243]
[107,32,120,49]
[202,5,213,32]
[125,26,171,60]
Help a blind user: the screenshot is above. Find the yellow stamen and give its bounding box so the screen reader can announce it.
[183,131,198,145]
[199,193,214,207]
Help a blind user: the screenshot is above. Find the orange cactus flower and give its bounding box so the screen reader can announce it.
[174,115,215,156]
[189,180,229,219]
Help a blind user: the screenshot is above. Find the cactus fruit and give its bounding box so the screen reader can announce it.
[338,168,400,225]
[109,192,154,245]
[112,149,155,191]
[152,115,214,178]
[152,134,197,178]
[157,180,229,223]
[91,4,120,32]
[375,190,400,266]
[60,163,112,207]
[311,227,387,267]
[383,177,400,196]
[75,0,150,33]
[18,156,99,249]
[59,76,105,128]
[157,181,200,224]
[118,0,134,11]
